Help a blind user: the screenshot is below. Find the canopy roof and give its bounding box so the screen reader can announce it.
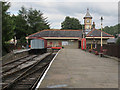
[27,29,114,40]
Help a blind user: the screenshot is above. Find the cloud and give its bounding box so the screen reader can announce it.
[92,13,118,28]
[9,1,118,29]
[43,13,65,28]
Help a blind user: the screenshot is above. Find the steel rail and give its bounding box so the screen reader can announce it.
[2,55,37,75]
[2,55,29,67]
[2,53,52,90]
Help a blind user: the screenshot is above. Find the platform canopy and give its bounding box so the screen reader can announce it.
[26,29,114,40]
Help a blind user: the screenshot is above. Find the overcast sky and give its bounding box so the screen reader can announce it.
[8,0,119,29]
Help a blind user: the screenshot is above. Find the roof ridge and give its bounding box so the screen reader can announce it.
[86,28,95,36]
[27,30,43,38]
[27,29,83,39]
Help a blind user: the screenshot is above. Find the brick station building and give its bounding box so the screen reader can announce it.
[26,9,114,49]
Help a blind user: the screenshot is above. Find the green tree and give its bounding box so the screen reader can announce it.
[116,37,120,45]
[12,6,50,44]
[2,2,15,55]
[27,8,50,33]
[2,2,14,43]
[13,7,28,40]
[103,24,120,37]
[61,16,82,30]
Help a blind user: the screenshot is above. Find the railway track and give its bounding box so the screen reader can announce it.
[2,55,38,88]
[2,55,37,77]
[2,53,56,90]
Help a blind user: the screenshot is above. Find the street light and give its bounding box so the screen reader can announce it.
[100,16,103,53]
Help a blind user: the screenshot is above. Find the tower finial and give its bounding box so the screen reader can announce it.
[87,8,89,12]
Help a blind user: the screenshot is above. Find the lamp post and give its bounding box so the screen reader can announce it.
[100,17,103,53]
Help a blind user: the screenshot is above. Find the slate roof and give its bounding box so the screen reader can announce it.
[29,30,83,38]
[86,29,114,37]
[28,29,114,39]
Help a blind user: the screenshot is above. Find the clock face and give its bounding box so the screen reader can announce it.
[87,20,90,23]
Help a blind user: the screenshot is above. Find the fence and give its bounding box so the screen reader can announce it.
[87,44,120,58]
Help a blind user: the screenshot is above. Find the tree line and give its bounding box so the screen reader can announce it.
[102,24,120,45]
[2,2,50,44]
[102,24,120,38]
[2,2,50,55]
[61,16,82,30]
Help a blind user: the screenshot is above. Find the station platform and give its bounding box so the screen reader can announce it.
[38,49,118,88]
[13,49,30,54]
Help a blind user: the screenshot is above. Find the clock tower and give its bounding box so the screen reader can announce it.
[84,8,92,34]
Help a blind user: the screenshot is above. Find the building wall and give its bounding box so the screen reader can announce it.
[47,39,79,49]
[86,39,107,45]
[46,38,108,49]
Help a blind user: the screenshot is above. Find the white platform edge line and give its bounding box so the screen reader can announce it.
[35,49,61,89]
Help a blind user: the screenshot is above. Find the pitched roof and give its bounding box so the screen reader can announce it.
[84,8,92,18]
[28,29,83,38]
[27,29,114,39]
[86,29,114,37]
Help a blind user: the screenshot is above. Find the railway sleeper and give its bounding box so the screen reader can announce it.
[2,53,53,90]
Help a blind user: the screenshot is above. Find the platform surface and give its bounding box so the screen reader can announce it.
[13,49,30,54]
[39,49,118,88]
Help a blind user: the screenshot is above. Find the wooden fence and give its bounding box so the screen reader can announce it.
[87,44,120,58]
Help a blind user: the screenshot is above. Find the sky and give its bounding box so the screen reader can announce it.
[8,0,119,29]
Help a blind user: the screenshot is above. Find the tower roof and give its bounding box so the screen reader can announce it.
[84,8,92,19]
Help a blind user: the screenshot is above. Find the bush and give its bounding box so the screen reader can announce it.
[2,43,14,56]
[116,38,120,45]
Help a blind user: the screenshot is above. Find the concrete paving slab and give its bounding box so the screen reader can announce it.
[38,49,118,88]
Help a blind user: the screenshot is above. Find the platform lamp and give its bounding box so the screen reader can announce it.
[100,16,103,53]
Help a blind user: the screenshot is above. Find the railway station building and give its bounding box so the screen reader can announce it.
[26,9,114,49]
